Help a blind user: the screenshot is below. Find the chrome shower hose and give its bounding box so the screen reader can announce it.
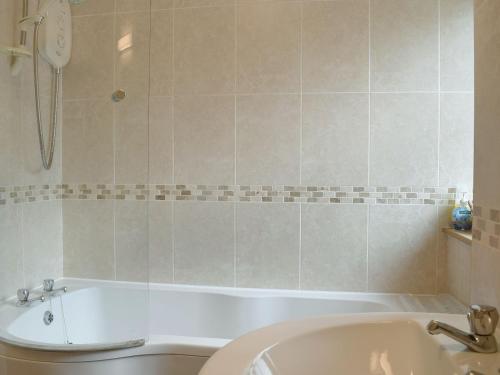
[33,18,59,170]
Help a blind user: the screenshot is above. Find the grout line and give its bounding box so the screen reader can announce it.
[147,0,153,286]
[366,0,371,293]
[234,202,237,288]
[298,202,302,289]
[437,0,441,187]
[298,1,303,290]
[112,0,117,282]
[366,204,370,292]
[171,5,176,283]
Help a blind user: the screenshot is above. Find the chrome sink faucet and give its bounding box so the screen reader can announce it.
[427,304,498,353]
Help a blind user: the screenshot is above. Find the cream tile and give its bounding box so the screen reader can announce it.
[237,1,300,93]
[302,0,369,92]
[149,202,173,283]
[115,12,150,97]
[236,94,300,185]
[371,0,439,91]
[174,201,234,286]
[174,0,234,7]
[150,10,173,97]
[116,0,150,12]
[63,200,115,280]
[0,205,23,302]
[447,237,471,305]
[0,92,19,186]
[63,15,114,99]
[471,243,500,309]
[115,201,149,282]
[440,0,474,91]
[174,6,235,94]
[437,205,452,293]
[152,0,174,10]
[439,93,474,192]
[115,95,149,184]
[23,201,63,289]
[0,0,19,92]
[149,96,173,184]
[302,94,369,186]
[301,205,367,292]
[368,205,437,294]
[236,203,300,289]
[370,93,438,186]
[62,99,114,183]
[174,95,235,184]
[70,0,114,16]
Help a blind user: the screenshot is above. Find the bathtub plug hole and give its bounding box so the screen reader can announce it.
[43,311,54,326]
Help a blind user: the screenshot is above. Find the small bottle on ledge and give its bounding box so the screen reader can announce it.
[451,192,472,231]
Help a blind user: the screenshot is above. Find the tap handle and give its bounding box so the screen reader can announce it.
[467,304,499,336]
[17,288,29,302]
[43,279,55,292]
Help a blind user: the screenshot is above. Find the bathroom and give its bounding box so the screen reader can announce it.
[0,0,498,374]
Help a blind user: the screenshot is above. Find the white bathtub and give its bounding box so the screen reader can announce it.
[0,279,465,375]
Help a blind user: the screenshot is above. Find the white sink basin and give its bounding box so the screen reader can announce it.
[200,313,500,375]
[249,321,459,375]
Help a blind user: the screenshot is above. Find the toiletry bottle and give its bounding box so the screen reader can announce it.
[451,192,472,231]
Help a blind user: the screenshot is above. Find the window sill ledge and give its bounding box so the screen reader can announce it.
[442,227,473,246]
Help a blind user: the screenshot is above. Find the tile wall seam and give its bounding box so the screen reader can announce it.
[171,2,177,283]
[367,0,371,292]
[112,0,117,282]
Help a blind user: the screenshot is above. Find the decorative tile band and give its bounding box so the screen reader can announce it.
[0,184,457,206]
[473,205,500,250]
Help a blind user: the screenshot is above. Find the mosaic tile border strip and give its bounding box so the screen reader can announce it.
[0,184,458,206]
[472,205,500,250]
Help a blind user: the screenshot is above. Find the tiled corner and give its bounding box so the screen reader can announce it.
[174,201,235,286]
[302,0,369,92]
[301,204,368,292]
[368,205,437,294]
[370,93,438,186]
[174,5,235,95]
[237,1,300,93]
[371,0,439,91]
[174,95,235,185]
[236,203,300,289]
[115,201,149,282]
[236,94,300,185]
[302,94,369,186]
[63,200,115,280]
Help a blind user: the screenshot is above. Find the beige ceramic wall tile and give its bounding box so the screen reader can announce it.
[0,0,19,91]
[0,92,19,186]
[439,93,474,193]
[371,0,439,91]
[149,96,173,184]
[62,99,114,183]
[0,206,23,302]
[471,243,500,309]
[175,0,234,7]
[63,200,115,280]
[440,0,474,92]
[368,205,437,294]
[437,205,452,293]
[301,204,368,292]
[473,0,500,209]
[22,201,63,289]
[174,201,235,286]
[302,94,369,186]
[115,201,149,282]
[302,0,369,92]
[236,203,300,289]
[116,0,150,12]
[150,10,173,97]
[174,6,235,94]
[447,237,471,305]
[237,1,300,93]
[370,93,438,186]
[152,0,174,10]
[236,94,300,185]
[174,95,235,184]
[63,15,114,100]
[149,202,173,283]
[70,0,114,16]
[115,96,149,184]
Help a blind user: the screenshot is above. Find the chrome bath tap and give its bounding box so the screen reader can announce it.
[16,289,45,306]
[427,304,498,353]
[42,279,67,296]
